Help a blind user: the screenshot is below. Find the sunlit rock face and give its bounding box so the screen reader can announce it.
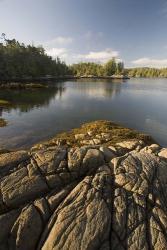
[0,121,167,250]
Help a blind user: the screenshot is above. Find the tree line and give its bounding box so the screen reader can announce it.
[0,35,125,80]
[70,60,125,77]
[126,67,167,78]
[0,35,70,80]
[1,35,167,80]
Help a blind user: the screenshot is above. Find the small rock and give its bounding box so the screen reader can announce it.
[108,145,117,153]
[56,139,66,146]
[81,140,94,145]
[75,134,86,140]
[141,144,160,154]
[116,140,140,150]
[87,131,94,136]
[101,133,111,139]
[158,148,167,159]
[93,139,101,145]
[149,144,160,150]
[95,134,103,139]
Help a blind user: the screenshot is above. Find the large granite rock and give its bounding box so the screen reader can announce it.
[0,121,167,250]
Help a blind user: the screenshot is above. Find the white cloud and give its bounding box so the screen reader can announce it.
[44,36,73,46]
[76,48,119,62]
[46,47,68,59]
[45,47,120,65]
[132,57,167,68]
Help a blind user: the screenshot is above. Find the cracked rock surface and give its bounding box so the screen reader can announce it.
[0,121,167,250]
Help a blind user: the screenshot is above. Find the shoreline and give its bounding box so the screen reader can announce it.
[33,119,155,149]
[2,76,167,83]
[0,75,130,83]
[0,120,155,152]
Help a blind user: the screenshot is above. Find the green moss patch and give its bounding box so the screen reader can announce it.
[37,120,155,148]
[0,118,7,127]
[25,83,48,89]
[0,83,47,90]
[0,99,11,106]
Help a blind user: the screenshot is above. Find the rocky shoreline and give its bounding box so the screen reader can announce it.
[0,120,167,249]
[0,74,129,83]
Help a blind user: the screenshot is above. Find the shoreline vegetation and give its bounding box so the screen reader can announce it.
[0,82,48,89]
[0,118,7,127]
[0,99,11,105]
[0,74,130,85]
[1,36,167,83]
[33,120,154,150]
[0,35,128,83]
[0,120,154,151]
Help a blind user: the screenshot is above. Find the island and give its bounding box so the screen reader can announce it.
[0,120,167,250]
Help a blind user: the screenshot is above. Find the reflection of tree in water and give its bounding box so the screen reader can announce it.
[0,108,3,117]
[74,79,123,98]
[0,83,66,113]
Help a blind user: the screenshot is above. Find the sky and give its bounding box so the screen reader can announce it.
[0,0,167,67]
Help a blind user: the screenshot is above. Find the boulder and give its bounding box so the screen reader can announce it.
[0,136,167,249]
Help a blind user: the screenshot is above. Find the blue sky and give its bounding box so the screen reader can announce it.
[0,0,167,67]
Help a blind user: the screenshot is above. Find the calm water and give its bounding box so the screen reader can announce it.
[1,78,167,149]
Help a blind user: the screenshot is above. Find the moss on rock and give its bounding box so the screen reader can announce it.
[0,118,7,127]
[0,83,47,90]
[34,120,155,149]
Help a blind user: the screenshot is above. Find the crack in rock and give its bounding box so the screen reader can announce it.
[0,125,167,250]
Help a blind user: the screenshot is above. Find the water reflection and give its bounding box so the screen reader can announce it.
[0,83,65,114]
[1,78,167,149]
[72,79,122,98]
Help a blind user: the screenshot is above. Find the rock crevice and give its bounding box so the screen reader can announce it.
[0,121,167,249]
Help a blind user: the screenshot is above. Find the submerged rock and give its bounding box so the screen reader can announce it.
[0,120,167,249]
[0,118,8,127]
[158,148,167,159]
